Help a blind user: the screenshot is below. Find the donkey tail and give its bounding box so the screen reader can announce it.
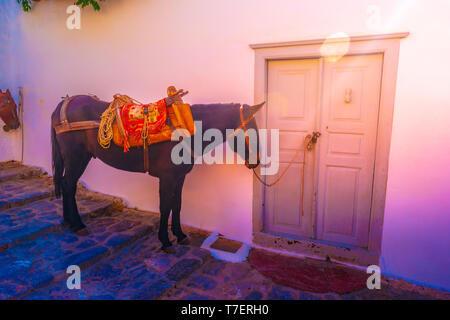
[51,126,64,198]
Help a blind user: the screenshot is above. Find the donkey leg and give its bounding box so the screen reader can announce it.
[158,176,176,251]
[62,178,84,232]
[171,175,188,243]
[62,153,91,232]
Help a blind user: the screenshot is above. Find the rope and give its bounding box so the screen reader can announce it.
[97,102,116,149]
[253,134,312,216]
[97,94,137,149]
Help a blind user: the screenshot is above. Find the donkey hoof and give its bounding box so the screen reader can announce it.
[178,236,191,246]
[71,221,86,229]
[61,220,71,229]
[162,246,176,254]
[75,228,90,236]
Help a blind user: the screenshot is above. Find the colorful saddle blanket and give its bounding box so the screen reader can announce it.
[121,99,167,138]
[98,90,195,153]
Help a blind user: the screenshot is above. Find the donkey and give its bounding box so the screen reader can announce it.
[0,89,20,132]
[51,92,263,253]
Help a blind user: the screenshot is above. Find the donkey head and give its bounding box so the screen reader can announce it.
[0,89,20,131]
[227,102,265,169]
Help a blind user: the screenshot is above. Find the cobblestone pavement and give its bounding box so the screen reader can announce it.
[0,161,448,300]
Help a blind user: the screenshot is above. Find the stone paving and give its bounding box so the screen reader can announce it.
[0,177,52,210]
[0,163,43,183]
[0,208,158,299]
[0,161,448,300]
[21,232,210,300]
[0,197,114,251]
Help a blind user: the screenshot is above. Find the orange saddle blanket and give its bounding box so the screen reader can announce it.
[107,96,195,152]
[122,100,167,135]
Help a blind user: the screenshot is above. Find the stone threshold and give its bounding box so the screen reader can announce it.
[253,231,379,267]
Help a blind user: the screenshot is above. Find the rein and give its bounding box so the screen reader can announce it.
[233,105,321,217]
[252,134,313,217]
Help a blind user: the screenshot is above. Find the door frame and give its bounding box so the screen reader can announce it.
[251,33,409,261]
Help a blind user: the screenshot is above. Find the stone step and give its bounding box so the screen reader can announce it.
[0,196,114,252]
[0,165,44,183]
[0,209,161,299]
[0,160,22,170]
[19,229,211,300]
[0,177,54,210]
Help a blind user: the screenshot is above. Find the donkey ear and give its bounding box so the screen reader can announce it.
[6,89,10,95]
[249,101,265,115]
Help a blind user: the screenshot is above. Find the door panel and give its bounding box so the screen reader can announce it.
[316,54,383,247]
[265,59,319,238]
[263,54,382,248]
[323,166,359,236]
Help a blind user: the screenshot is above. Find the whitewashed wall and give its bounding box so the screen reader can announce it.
[1,0,449,291]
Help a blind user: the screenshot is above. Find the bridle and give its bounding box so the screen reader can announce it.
[227,106,260,167]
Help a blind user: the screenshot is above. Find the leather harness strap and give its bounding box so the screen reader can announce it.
[227,107,255,140]
[142,105,150,173]
[55,120,100,134]
[59,96,72,125]
[55,95,101,134]
[240,106,252,153]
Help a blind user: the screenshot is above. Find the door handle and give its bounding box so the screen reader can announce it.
[311,131,321,144]
[307,131,321,151]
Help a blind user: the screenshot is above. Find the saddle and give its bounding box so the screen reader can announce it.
[108,95,170,152]
[103,87,195,153]
[55,86,195,172]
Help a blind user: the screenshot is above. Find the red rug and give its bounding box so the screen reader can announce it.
[248,249,367,293]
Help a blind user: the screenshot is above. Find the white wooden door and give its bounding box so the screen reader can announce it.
[264,59,319,238]
[316,54,383,247]
[264,54,383,248]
